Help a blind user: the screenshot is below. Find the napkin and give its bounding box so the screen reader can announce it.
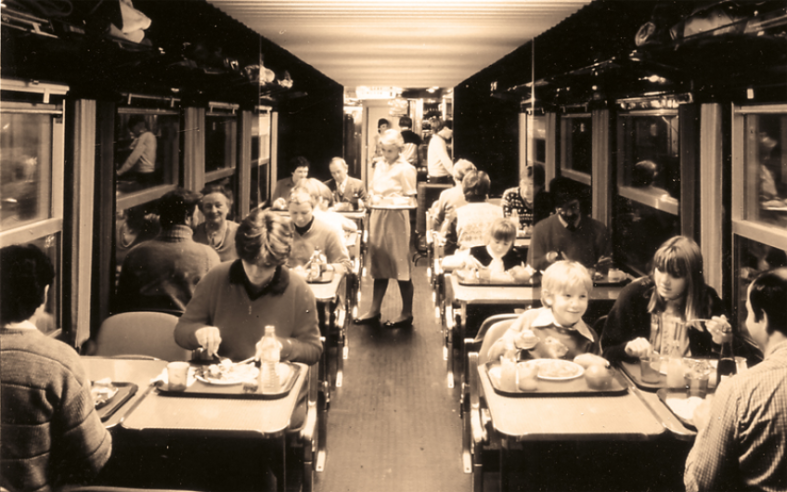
[150,367,197,388]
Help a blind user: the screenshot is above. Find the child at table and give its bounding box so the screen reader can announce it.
[485,260,605,363]
[442,218,532,282]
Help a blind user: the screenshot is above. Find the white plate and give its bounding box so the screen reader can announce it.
[195,364,260,386]
[521,359,585,381]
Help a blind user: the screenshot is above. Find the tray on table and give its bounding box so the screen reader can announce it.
[592,273,631,287]
[657,388,707,431]
[306,270,334,284]
[94,382,138,422]
[157,362,301,400]
[484,360,627,397]
[620,361,664,391]
[455,269,541,287]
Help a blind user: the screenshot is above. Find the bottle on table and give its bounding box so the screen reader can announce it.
[716,323,736,386]
[308,249,324,279]
[259,325,281,394]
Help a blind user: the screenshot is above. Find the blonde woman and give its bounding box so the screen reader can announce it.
[355,129,417,329]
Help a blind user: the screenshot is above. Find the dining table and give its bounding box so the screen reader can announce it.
[468,362,670,492]
[81,356,313,492]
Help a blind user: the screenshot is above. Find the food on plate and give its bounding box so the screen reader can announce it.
[543,337,569,359]
[584,364,614,389]
[91,378,118,408]
[525,359,584,380]
[573,353,609,369]
[516,362,538,391]
[666,396,705,424]
[514,329,540,350]
[196,359,259,385]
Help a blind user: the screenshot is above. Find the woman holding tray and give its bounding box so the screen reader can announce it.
[600,236,729,365]
[354,129,418,329]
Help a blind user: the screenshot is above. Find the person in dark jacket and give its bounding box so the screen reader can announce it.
[601,236,730,364]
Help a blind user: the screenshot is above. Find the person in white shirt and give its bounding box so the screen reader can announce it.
[427,119,454,184]
[117,116,157,185]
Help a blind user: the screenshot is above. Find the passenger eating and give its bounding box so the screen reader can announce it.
[429,158,476,232]
[601,235,729,365]
[501,164,545,231]
[441,169,502,253]
[175,208,322,366]
[271,155,310,209]
[441,217,531,282]
[325,156,367,210]
[527,176,612,271]
[1,245,112,492]
[485,261,606,365]
[685,267,787,492]
[193,183,239,262]
[285,184,352,275]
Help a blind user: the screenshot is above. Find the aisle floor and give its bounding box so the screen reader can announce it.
[315,262,471,492]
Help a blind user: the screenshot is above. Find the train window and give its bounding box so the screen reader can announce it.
[527,115,546,167]
[205,114,238,176]
[740,112,787,228]
[0,98,65,334]
[559,114,592,185]
[115,111,180,199]
[250,108,272,209]
[615,111,681,275]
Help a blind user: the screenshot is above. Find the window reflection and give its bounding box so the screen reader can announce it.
[614,195,679,276]
[527,115,546,167]
[205,115,237,173]
[114,202,161,292]
[619,113,680,199]
[0,113,52,231]
[562,116,592,175]
[736,237,787,346]
[744,113,787,228]
[115,113,179,197]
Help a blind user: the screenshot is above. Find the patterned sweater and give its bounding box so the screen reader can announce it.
[1,327,112,492]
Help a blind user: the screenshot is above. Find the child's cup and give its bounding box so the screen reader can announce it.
[640,354,662,384]
[167,361,190,391]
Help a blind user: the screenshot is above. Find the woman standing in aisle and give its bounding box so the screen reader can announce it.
[354,129,418,329]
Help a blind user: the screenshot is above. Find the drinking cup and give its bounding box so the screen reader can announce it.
[167,361,190,391]
[608,268,624,282]
[685,372,709,398]
[640,354,662,384]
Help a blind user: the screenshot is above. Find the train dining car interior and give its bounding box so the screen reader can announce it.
[2,1,787,491]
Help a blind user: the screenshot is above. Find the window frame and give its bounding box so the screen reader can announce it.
[559,112,592,186]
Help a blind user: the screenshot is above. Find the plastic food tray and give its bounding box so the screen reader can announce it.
[484,361,627,397]
[95,382,138,421]
[306,270,334,284]
[455,270,541,287]
[157,362,301,400]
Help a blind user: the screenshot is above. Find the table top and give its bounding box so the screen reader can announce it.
[82,357,168,429]
[306,270,346,302]
[478,364,665,441]
[118,363,308,438]
[447,273,626,305]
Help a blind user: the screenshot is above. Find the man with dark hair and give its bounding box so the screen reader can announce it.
[527,176,611,271]
[685,267,787,492]
[399,116,423,166]
[116,188,220,314]
[271,156,310,208]
[1,244,112,492]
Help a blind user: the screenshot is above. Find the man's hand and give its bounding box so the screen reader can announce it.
[194,326,222,357]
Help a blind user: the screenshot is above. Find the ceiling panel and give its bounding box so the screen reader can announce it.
[207,0,591,90]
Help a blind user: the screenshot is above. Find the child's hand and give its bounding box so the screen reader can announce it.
[463,256,484,271]
[507,265,531,282]
[624,337,652,359]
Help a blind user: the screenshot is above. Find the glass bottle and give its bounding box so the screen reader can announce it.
[716,324,736,386]
[259,325,281,394]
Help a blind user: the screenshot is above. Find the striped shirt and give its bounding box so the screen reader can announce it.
[685,340,787,492]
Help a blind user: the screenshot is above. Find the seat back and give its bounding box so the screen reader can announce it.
[95,312,191,361]
[477,316,519,366]
[416,182,452,238]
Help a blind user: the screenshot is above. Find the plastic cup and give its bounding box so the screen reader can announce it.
[167,361,190,391]
[685,372,709,398]
[640,354,662,384]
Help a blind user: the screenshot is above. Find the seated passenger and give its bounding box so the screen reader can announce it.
[527,176,612,271]
[116,188,221,314]
[430,158,476,231]
[299,178,357,234]
[286,187,352,275]
[486,261,603,363]
[325,156,367,210]
[442,217,531,282]
[601,236,730,365]
[193,184,239,262]
[441,170,502,253]
[685,267,787,492]
[1,245,112,492]
[501,164,545,231]
[271,156,310,209]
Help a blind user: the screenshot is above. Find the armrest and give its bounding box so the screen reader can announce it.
[468,352,488,445]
